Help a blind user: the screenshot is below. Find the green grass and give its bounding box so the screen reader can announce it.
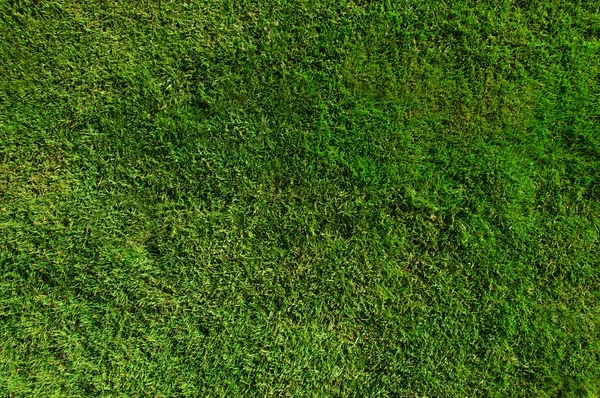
[1,0,600,396]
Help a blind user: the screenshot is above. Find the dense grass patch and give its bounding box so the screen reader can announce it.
[1,0,599,396]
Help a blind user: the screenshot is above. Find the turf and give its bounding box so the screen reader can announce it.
[1,0,600,396]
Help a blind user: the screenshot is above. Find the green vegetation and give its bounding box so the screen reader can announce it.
[1,0,599,396]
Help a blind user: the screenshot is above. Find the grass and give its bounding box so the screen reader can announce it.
[1,0,599,396]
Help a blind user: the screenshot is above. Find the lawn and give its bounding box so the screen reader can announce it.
[1,0,599,396]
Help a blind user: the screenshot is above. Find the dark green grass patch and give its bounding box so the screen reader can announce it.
[1,0,600,396]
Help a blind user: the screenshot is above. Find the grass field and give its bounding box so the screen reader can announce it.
[1,0,600,396]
